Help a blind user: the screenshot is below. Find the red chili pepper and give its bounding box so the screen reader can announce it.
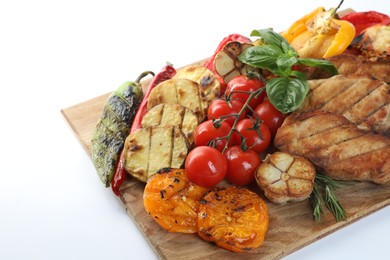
[341,11,390,36]
[111,63,177,196]
[204,34,250,93]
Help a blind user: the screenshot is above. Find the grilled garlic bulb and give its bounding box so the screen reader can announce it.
[255,152,316,204]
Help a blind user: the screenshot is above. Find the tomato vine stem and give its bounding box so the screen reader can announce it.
[211,87,266,153]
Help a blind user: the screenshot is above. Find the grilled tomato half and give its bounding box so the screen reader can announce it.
[143,168,208,233]
[197,186,269,252]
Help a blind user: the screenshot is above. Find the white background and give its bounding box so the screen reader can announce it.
[1,0,389,259]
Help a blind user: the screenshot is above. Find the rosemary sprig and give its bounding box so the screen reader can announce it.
[310,172,352,222]
[325,185,347,222]
[309,185,325,222]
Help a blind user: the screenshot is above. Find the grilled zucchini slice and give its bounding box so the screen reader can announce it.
[123,125,189,182]
[147,78,205,121]
[141,103,199,145]
[174,65,221,114]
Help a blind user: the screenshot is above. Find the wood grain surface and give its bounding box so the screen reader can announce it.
[61,83,390,259]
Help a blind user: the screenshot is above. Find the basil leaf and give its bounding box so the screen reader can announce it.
[277,55,298,75]
[281,40,297,56]
[251,28,296,55]
[266,77,309,114]
[239,45,282,72]
[290,70,306,81]
[250,29,281,46]
[298,58,339,76]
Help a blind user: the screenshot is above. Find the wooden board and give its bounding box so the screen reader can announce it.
[61,85,390,259]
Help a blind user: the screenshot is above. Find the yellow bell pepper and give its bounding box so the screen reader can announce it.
[282,5,356,59]
[281,7,325,43]
[323,19,356,57]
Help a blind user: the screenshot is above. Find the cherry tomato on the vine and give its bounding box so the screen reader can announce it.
[185,146,227,188]
[225,74,266,110]
[223,146,261,185]
[253,99,286,137]
[194,120,235,151]
[207,99,246,126]
[235,118,271,154]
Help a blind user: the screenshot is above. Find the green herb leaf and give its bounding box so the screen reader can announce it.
[310,172,351,222]
[298,58,339,76]
[266,77,309,114]
[325,186,347,222]
[250,28,293,52]
[240,28,338,114]
[290,70,306,81]
[310,185,325,222]
[276,55,298,75]
[281,40,297,56]
[239,45,282,73]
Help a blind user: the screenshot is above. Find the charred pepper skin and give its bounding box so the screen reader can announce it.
[91,71,154,187]
[111,64,176,196]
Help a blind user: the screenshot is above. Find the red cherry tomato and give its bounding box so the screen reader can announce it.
[225,74,266,110]
[185,146,227,188]
[253,99,286,137]
[207,99,246,126]
[235,118,271,154]
[194,120,235,151]
[223,146,261,185]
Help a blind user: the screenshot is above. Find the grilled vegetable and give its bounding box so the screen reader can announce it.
[111,64,176,196]
[213,41,255,84]
[174,65,221,114]
[91,71,153,187]
[341,10,390,37]
[130,64,176,133]
[204,33,251,92]
[143,168,208,233]
[197,186,269,253]
[255,152,316,204]
[147,78,206,121]
[281,6,325,43]
[283,1,355,58]
[141,103,199,145]
[123,125,189,182]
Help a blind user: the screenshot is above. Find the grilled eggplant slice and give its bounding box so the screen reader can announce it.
[141,103,199,145]
[123,125,189,182]
[91,72,151,187]
[147,78,205,121]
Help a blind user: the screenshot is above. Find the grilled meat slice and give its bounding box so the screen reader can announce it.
[301,53,390,83]
[348,25,390,60]
[328,53,390,83]
[274,110,390,184]
[298,75,390,135]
